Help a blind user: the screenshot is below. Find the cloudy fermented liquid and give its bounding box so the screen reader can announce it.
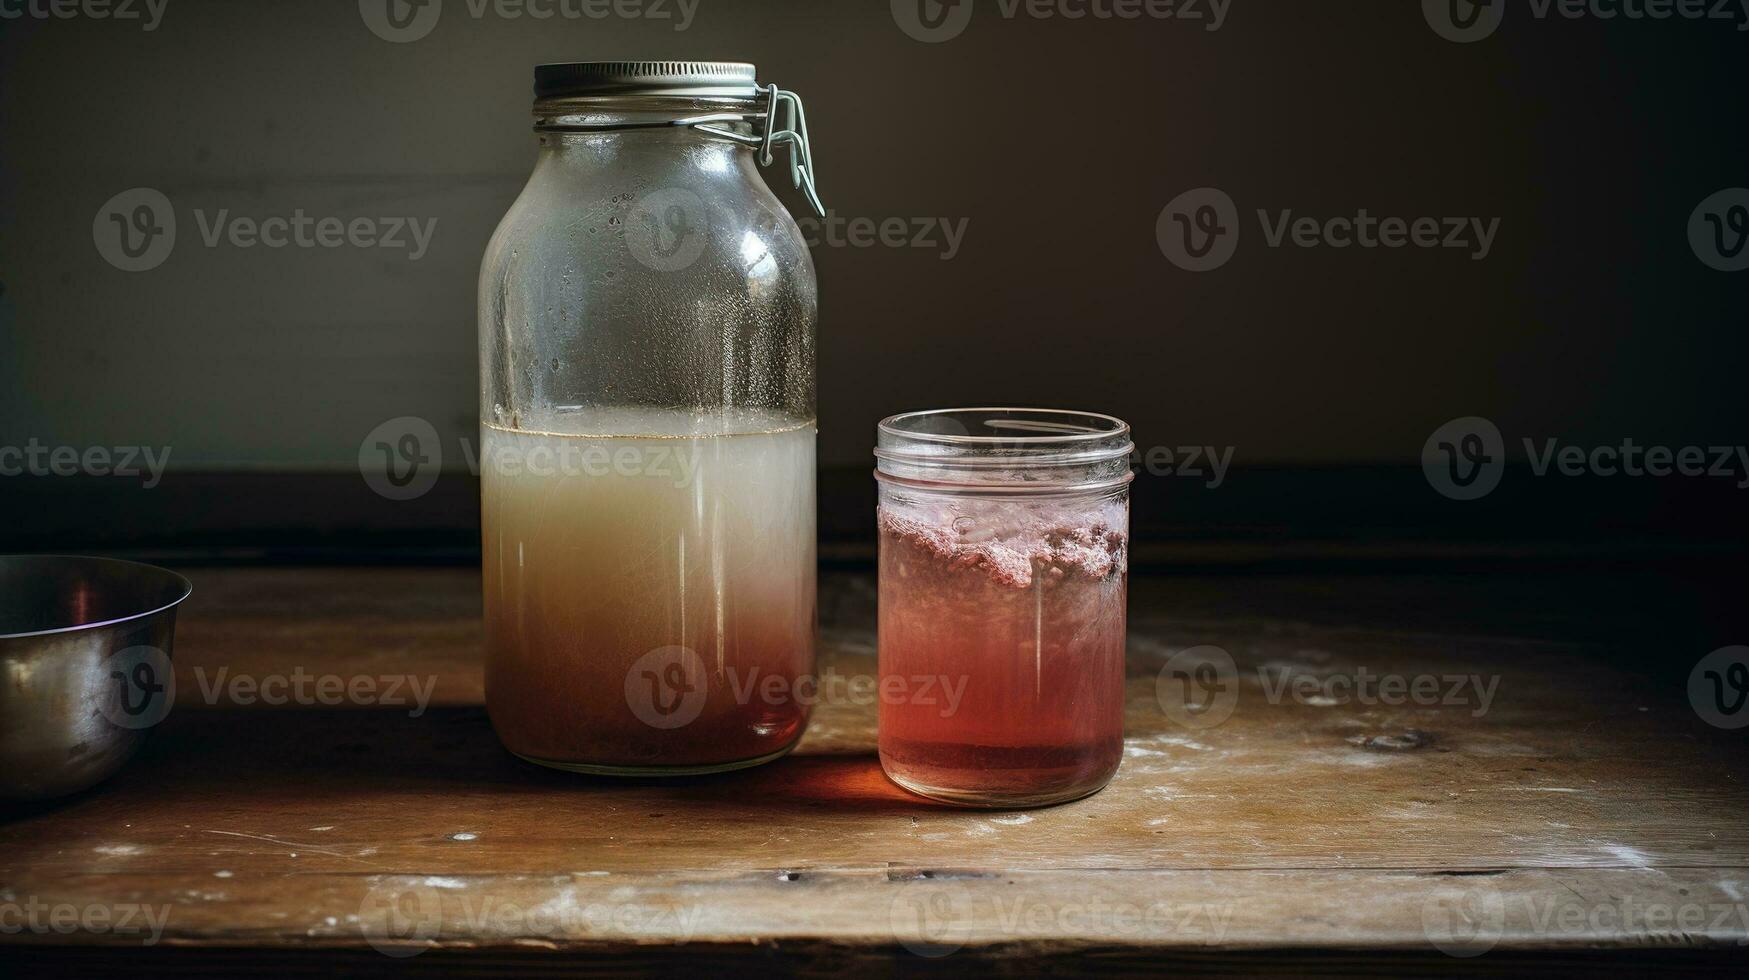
[482,408,815,773]
[878,497,1127,806]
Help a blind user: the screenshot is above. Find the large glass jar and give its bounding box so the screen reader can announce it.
[478,62,820,775]
[875,409,1133,807]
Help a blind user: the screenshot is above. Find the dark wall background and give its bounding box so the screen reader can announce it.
[1,0,1745,553]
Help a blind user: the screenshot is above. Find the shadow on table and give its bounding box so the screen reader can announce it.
[1,706,950,826]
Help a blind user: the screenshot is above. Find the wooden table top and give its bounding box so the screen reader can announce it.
[3,565,1747,975]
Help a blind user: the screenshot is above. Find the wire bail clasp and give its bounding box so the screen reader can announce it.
[758,85,824,219]
[692,83,824,218]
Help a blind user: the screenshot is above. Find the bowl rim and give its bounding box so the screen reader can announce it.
[0,555,193,640]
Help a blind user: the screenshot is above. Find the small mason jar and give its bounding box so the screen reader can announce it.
[478,62,823,775]
[875,409,1133,807]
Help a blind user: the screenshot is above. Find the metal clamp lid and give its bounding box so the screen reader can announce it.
[534,75,824,218]
[534,61,758,100]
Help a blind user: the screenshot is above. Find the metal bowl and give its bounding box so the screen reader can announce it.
[0,556,192,801]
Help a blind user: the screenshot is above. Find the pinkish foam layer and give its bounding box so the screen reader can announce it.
[878,507,1126,589]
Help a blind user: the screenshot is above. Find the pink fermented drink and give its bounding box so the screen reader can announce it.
[874,409,1132,807]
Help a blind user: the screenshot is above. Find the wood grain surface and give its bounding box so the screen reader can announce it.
[2,566,1747,975]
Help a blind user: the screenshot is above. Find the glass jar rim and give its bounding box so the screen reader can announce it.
[878,407,1130,450]
[875,408,1134,492]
